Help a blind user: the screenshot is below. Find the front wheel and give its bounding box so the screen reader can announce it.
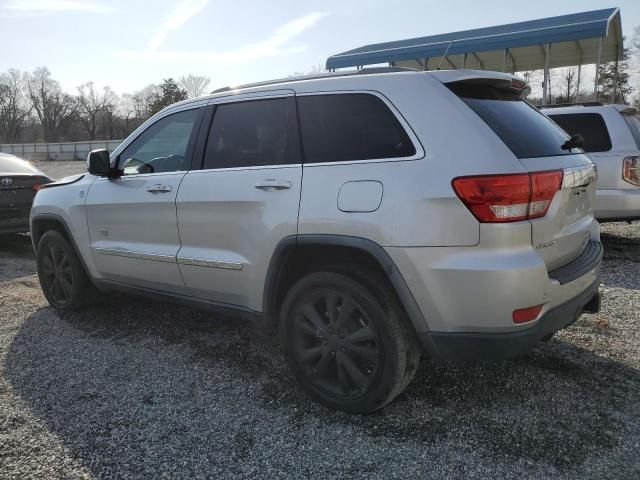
[280,271,420,413]
[37,230,95,310]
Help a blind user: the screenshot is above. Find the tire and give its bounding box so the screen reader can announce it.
[36,230,96,310]
[280,271,421,413]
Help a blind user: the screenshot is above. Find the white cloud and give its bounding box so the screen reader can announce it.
[148,0,211,50]
[2,1,113,14]
[119,12,327,65]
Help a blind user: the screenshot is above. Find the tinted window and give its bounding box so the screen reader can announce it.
[548,113,612,152]
[622,114,640,149]
[203,98,290,169]
[0,154,39,174]
[118,108,200,175]
[448,84,573,159]
[297,94,415,163]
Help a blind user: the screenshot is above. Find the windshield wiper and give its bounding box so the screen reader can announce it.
[561,134,585,151]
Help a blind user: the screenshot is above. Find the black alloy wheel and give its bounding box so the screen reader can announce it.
[291,287,381,398]
[281,271,420,413]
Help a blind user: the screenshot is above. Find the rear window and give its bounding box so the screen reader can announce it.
[0,154,38,174]
[448,83,573,159]
[622,114,640,149]
[297,93,415,163]
[548,113,612,152]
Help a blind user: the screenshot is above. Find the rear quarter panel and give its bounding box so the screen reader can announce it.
[296,73,527,247]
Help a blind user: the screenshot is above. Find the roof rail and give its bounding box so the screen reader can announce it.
[209,67,417,94]
[540,102,603,109]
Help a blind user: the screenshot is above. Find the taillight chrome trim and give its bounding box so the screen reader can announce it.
[562,164,597,189]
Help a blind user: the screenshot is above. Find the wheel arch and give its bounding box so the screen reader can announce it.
[263,234,430,337]
[31,213,93,282]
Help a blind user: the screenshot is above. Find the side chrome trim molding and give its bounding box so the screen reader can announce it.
[94,247,176,263]
[177,256,243,271]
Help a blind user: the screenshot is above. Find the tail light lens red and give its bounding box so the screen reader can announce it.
[32,184,44,192]
[452,170,563,223]
[623,156,640,186]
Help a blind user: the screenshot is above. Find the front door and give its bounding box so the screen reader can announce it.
[85,107,202,294]
[176,93,302,311]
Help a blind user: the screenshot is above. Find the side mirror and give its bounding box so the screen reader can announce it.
[87,149,111,176]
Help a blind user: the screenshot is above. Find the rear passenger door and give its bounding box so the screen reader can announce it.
[176,92,301,310]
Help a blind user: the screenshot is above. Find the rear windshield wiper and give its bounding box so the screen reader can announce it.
[561,134,584,151]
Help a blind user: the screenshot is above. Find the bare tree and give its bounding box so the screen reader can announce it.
[179,74,211,98]
[77,82,117,140]
[0,69,30,143]
[131,84,160,118]
[25,67,77,142]
[556,68,577,103]
[289,63,328,77]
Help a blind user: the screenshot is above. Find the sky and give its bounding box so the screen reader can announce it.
[1,0,640,95]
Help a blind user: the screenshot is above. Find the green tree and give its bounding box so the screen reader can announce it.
[149,78,188,115]
[597,42,632,103]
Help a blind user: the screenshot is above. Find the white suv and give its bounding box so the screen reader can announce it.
[31,68,602,413]
[542,103,640,221]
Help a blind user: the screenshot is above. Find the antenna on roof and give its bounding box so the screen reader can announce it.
[436,40,454,70]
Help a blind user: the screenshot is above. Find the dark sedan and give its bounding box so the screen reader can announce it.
[0,153,53,235]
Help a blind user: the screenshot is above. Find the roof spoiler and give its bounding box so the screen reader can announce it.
[430,70,530,99]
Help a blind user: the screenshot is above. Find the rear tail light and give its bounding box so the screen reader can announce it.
[513,304,544,324]
[623,156,640,186]
[452,170,563,223]
[32,184,45,192]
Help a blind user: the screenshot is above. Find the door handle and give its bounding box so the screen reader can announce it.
[146,184,172,193]
[254,180,291,191]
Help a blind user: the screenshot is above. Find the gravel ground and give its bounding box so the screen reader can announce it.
[0,161,639,478]
[32,160,87,180]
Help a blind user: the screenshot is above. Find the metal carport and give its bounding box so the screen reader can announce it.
[326,8,623,104]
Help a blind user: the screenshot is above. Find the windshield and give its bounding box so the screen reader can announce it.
[448,83,576,159]
[623,114,640,149]
[0,154,39,174]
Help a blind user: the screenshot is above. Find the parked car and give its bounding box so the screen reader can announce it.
[31,68,602,413]
[0,153,52,235]
[541,102,640,221]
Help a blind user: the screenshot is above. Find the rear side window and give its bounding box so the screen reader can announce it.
[622,114,640,149]
[297,93,415,163]
[548,113,612,152]
[203,98,290,169]
[448,83,572,159]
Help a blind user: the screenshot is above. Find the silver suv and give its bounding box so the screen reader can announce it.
[31,68,602,413]
[542,103,640,221]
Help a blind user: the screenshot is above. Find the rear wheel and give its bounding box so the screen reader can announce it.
[280,271,420,413]
[37,230,95,310]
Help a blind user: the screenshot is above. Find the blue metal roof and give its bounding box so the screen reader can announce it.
[326,8,622,70]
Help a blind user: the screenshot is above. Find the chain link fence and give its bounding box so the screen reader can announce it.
[0,140,122,161]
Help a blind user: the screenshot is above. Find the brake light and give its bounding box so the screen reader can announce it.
[32,184,45,192]
[623,156,640,186]
[452,170,563,223]
[513,304,544,324]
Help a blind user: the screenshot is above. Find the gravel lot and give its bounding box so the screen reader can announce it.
[1,161,639,479]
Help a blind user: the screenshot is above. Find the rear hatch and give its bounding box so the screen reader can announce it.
[442,73,597,271]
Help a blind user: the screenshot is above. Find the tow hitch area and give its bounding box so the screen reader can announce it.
[583,291,601,314]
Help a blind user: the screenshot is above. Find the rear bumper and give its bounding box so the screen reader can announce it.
[595,188,640,221]
[419,278,600,362]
